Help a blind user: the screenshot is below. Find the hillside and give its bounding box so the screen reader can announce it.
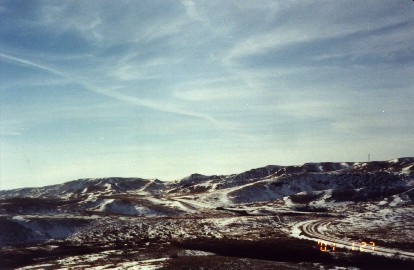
[1,158,413,269]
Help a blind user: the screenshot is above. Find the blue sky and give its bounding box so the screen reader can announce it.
[1,0,413,189]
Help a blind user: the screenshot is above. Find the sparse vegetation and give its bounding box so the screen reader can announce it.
[290,193,322,204]
[0,158,413,269]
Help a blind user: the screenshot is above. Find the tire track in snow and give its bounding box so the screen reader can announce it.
[292,219,414,259]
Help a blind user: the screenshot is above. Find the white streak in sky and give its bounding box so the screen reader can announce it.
[0,53,217,124]
[0,53,66,77]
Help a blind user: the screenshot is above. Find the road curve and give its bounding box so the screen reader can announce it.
[291,219,414,259]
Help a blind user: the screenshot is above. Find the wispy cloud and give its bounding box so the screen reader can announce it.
[111,56,182,81]
[0,130,22,136]
[87,87,218,124]
[0,53,217,125]
[221,1,414,69]
[175,87,250,101]
[174,76,254,101]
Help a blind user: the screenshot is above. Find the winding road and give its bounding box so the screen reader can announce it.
[292,219,414,259]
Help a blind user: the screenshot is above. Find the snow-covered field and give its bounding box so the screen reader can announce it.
[1,158,413,269]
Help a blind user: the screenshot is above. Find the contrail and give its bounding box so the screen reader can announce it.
[0,53,66,77]
[0,53,217,124]
[87,85,218,124]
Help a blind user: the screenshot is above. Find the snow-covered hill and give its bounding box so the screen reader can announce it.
[166,157,414,207]
[0,177,166,200]
[1,158,413,207]
[1,158,414,269]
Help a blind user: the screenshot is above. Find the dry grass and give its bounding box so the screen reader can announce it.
[164,255,318,270]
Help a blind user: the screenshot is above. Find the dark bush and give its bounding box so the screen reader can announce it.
[330,187,410,202]
[292,205,328,212]
[173,238,332,263]
[290,193,322,204]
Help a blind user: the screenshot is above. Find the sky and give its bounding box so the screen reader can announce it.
[0,0,413,190]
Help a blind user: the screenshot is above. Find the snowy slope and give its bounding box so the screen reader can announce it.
[0,178,165,199]
[0,158,412,216]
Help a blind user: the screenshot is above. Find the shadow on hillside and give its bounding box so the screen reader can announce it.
[173,237,414,270]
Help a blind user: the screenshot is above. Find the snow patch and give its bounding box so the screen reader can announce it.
[97,199,115,211]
